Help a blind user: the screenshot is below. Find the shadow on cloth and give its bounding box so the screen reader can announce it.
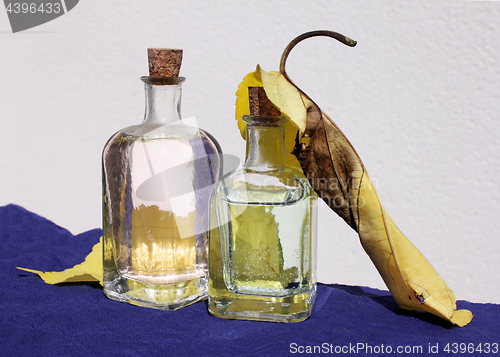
[328,283,454,328]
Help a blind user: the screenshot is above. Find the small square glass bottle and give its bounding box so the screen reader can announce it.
[209,91,317,322]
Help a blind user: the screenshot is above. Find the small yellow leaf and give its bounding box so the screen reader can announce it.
[235,68,263,139]
[235,67,304,172]
[18,237,103,285]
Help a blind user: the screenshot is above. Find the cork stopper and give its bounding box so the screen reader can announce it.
[147,48,183,77]
[248,87,281,116]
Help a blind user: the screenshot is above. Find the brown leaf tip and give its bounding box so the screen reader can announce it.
[148,48,183,77]
[248,87,281,116]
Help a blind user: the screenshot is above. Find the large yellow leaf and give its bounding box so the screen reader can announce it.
[17,237,103,285]
[236,30,472,326]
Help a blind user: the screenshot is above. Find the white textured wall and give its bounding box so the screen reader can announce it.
[1,1,499,304]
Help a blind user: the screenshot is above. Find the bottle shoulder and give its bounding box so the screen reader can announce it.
[121,121,199,140]
[218,167,309,185]
[214,167,314,205]
[102,124,223,183]
[102,123,221,152]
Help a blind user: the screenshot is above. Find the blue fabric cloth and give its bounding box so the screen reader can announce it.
[1,204,498,357]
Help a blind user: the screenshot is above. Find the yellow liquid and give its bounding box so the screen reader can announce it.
[103,204,207,310]
[208,198,316,322]
[102,131,217,310]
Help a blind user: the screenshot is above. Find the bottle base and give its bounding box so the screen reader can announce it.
[104,273,207,310]
[208,289,316,323]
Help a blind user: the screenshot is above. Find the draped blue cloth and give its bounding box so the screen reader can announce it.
[1,204,498,357]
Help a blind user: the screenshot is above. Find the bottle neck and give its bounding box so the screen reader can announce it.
[142,77,185,125]
[244,116,286,169]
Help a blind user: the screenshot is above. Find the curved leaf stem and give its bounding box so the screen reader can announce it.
[280,30,357,77]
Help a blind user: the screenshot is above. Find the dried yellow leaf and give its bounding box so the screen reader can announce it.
[18,237,103,285]
[234,30,473,326]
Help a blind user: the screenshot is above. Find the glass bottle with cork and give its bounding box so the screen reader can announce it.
[209,87,317,322]
[102,48,221,310]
